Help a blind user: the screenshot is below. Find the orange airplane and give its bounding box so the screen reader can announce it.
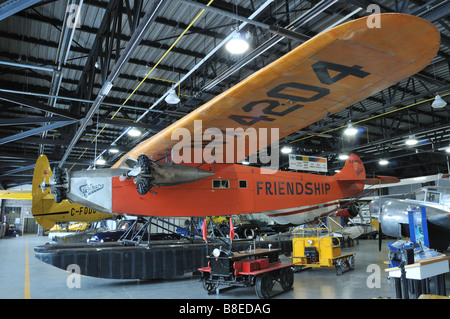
[49,14,439,225]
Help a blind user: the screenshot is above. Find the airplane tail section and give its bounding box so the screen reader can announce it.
[335,154,399,185]
[335,154,366,181]
[32,154,56,229]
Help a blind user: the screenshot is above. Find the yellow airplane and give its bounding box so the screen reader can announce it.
[0,154,112,229]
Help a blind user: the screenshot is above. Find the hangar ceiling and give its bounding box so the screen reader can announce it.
[0,0,449,189]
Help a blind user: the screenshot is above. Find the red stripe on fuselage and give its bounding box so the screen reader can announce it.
[267,201,339,217]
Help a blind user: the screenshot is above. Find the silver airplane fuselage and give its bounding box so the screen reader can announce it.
[369,186,450,238]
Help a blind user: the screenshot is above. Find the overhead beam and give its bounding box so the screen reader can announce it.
[0,0,41,21]
[0,116,72,126]
[0,121,74,146]
[99,118,165,131]
[413,0,450,22]
[59,0,166,167]
[0,60,56,73]
[0,92,80,120]
[178,0,311,42]
[19,136,128,152]
[287,84,450,141]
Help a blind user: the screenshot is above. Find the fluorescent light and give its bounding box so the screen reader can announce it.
[165,89,180,104]
[344,122,358,136]
[226,31,249,54]
[379,159,389,165]
[100,82,113,96]
[95,157,106,165]
[405,135,418,146]
[109,148,119,154]
[281,146,292,154]
[338,154,349,160]
[446,147,450,153]
[128,127,141,137]
[432,95,447,108]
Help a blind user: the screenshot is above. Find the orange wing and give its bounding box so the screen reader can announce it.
[113,13,439,167]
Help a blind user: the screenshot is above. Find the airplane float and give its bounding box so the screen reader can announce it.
[43,14,438,226]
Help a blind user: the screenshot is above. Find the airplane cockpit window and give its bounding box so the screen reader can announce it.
[426,191,440,203]
[414,190,425,201]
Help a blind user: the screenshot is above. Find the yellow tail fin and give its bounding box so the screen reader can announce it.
[32,154,56,229]
[31,154,113,229]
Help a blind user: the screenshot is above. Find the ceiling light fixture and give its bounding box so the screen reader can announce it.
[128,127,141,137]
[344,122,358,136]
[95,157,106,165]
[379,159,389,165]
[405,135,418,146]
[281,146,293,154]
[109,148,119,154]
[338,154,349,160]
[226,29,249,54]
[165,89,180,104]
[99,81,113,96]
[432,95,447,108]
[446,146,450,153]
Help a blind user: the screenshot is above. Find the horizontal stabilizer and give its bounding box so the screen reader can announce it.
[339,176,400,185]
[0,190,32,200]
[335,155,399,185]
[363,176,400,185]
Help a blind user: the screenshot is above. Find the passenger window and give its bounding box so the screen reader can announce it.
[239,180,247,188]
[212,180,229,189]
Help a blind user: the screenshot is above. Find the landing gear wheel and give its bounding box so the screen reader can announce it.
[202,276,216,292]
[255,273,273,299]
[348,255,355,270]
[280,267,294,291]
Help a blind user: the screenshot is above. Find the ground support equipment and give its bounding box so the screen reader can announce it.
[198,248,294,299]
[292,228,355,275]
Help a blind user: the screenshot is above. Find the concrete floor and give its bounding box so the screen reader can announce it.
[1,234,448,300]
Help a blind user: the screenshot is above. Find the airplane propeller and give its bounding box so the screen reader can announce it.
[378,223,383,252]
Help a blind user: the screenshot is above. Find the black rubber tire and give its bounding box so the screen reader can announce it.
[202,275,216,292]
[280,267,294,291]
[255,273,273,299]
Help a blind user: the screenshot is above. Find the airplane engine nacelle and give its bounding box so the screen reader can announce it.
[49,155,214,214]
[132,155,214,195]
[377,199,411,238]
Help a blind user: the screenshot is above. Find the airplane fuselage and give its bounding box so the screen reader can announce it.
[104,163,364,224]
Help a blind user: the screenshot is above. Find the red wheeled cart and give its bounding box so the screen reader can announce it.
[198,248,294,299]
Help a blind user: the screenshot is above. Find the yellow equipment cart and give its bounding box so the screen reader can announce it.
[292,228,355,275]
